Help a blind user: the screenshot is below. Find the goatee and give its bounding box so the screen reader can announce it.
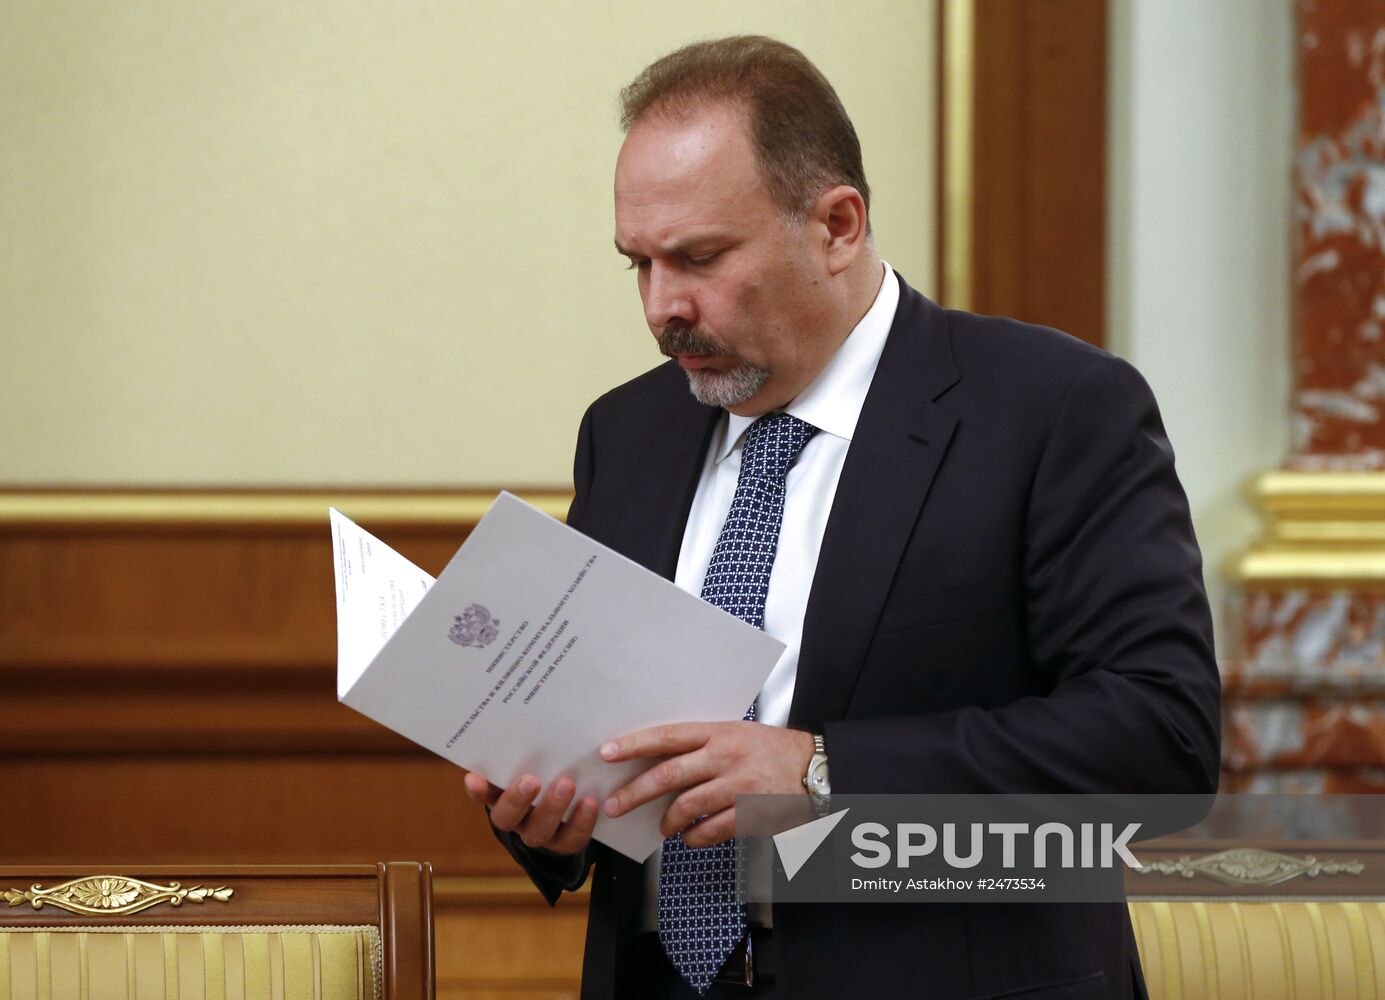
[656,323,769,408]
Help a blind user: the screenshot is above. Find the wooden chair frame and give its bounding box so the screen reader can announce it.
[0,863,434,1000]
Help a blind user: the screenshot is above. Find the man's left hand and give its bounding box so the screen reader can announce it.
[600,722,815,847]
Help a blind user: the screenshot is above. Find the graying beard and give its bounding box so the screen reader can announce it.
[683,364,770,408]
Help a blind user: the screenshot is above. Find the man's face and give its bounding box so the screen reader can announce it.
[614,103,834,416]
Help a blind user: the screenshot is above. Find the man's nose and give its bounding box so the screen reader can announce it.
[643,263,695,331]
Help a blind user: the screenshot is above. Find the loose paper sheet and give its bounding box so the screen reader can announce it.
[330,492,786,862]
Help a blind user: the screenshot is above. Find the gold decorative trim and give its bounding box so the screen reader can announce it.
[1135,848,1364,887]
[0,491,572,526]
[2,876,233,915]
[1254,471,1385,508]
[941,0,974,311]
[1232,551,1385,585]
[1228,471,1385,586]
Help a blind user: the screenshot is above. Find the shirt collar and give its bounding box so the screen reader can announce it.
[716,262,899,463]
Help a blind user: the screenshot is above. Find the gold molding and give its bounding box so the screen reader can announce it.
[1252,470,1385,504]
[1135,848,1364,888]
[941,0,974,311]
[0,491,573,526]
[2,876,233,916]
[1228,471,1385,587]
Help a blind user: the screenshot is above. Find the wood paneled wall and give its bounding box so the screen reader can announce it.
[939,0,1108,347]
[0,491,586,1000]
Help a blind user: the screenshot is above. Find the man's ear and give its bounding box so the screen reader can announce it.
[814,185,869,276]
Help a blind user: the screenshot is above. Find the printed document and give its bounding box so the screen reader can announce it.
[329,492,785,862]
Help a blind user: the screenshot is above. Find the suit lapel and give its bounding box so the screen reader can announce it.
[788,279,961,728]
[599,365,721,581]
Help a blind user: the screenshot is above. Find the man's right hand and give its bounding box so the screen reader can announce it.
[464,771,600,855]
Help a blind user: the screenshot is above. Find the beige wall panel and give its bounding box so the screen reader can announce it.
[1,1,936,487]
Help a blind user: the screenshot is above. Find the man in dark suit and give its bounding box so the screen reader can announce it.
[465,35,1220,999]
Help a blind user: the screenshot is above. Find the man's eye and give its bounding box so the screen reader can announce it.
[688,253,719,266]
[625,259,650,271]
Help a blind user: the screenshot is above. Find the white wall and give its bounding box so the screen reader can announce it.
[1108,0,1294,640]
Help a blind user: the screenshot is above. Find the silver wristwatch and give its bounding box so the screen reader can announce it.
[803,733,831,812]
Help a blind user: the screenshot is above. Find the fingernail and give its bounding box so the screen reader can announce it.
[600,742,618,760]
[604,796,620,816]
[519,776,539,795]
[554,778,574,797]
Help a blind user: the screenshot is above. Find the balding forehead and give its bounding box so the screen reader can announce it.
[623,93,751,136]
[616,106,765,204]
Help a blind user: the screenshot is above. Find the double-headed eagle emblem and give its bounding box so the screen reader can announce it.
[449,604,500,649]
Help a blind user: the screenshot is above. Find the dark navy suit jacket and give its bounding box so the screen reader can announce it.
[496,273,1220,999]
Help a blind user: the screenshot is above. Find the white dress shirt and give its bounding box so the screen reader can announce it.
[641,262,899,928]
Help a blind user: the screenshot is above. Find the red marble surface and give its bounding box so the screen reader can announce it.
[1221,4,1385,791]
[1292,0,1385,466]
[1221,768,1385,794]
[1226,590,1385,694]
[1226,697,1385,768]
[1224,588,1385,786]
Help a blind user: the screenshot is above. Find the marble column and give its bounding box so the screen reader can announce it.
[1226,0,1385,792]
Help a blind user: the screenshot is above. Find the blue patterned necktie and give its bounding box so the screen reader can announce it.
[658,411,819,993]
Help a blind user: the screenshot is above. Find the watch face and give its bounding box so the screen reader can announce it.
[810,760,830,794]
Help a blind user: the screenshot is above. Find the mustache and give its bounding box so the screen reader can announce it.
[657,323,729,358]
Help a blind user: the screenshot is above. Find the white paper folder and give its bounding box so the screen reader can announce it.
[329,491,785,862]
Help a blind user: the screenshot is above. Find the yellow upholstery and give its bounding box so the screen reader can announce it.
[0,926,379,1000]
[1130,901,1385,999]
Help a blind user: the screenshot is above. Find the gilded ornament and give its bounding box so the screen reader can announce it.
[1,876,233,916]
[1229,471,1385,587]
[1135,847,1364,887]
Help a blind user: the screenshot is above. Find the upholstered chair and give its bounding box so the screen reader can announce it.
[0,863,433,1000]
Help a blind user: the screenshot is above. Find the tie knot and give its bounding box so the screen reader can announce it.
[738,412,818,483]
